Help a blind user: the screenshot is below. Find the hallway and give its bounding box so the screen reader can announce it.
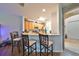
[65,39,79,54]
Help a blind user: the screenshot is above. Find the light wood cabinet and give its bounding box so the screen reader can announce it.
[24,19,45,31]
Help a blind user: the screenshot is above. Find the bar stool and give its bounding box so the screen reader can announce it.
[39,34,53,56]
[22,33,37,56]
[10,31,21,55]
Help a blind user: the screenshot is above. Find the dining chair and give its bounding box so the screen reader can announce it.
[22,33,37,56]
[39,34,53,56]
[10,31,21,55]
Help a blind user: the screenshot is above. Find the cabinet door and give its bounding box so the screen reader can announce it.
[31,22,34,30]
[24,21,34,30]
[26,21,29,30]
[24,21,29,30]
[29,22,32,30]
[39,24,44,29]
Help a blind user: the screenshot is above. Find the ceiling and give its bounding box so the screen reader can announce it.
[62,3,79,13]
[23,3,57,20]
[0,3,58,20]
[1,3,79,20]
[62,3,79,19]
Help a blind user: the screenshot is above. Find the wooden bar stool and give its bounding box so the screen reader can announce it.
[22,33,37,56]
[39,34,53,56]
[10,31,21,55]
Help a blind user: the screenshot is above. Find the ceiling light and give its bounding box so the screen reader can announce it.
[38,17,45,21]
[42,9,46,12]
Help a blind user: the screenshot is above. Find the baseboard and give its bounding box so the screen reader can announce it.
[53,50,64,52]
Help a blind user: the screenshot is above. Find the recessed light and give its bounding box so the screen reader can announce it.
[42,9,46,12]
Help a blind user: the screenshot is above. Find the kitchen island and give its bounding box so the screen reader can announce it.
[22,32,63,52]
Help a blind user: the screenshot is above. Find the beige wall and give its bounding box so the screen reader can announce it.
[51,4,59,34]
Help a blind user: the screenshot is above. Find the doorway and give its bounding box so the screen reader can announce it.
[63,3,79,55]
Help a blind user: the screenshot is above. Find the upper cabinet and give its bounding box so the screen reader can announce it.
[24,18,45,32]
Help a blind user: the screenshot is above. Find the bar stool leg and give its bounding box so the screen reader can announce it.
[47,47,48,56]
[28,46,29,56]
[35,42,37,56]
[40,45,41,56]
[11,41,14,56]
[22,39,24,56]
[18,41,20,54]
[12,44,13,55]
[51,44,53,56]
[45,47,46,55]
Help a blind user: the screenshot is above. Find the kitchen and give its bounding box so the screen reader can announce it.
[0,3,63,56]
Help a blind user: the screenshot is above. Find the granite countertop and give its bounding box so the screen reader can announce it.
[22,32,38,35]
[22,32,60,36]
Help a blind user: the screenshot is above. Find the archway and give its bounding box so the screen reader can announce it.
[64,13,79,54]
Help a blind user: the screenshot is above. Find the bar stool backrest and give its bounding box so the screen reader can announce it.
[10,31,19,40]
[22,34,29,47]
[39,34,49,47]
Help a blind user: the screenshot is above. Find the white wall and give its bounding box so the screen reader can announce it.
[50,4,59,35]
[0,12,22,43]
[49,35,63,52]
[49,4,63,52]
[65,14,79,39]
[51,14,58,34]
